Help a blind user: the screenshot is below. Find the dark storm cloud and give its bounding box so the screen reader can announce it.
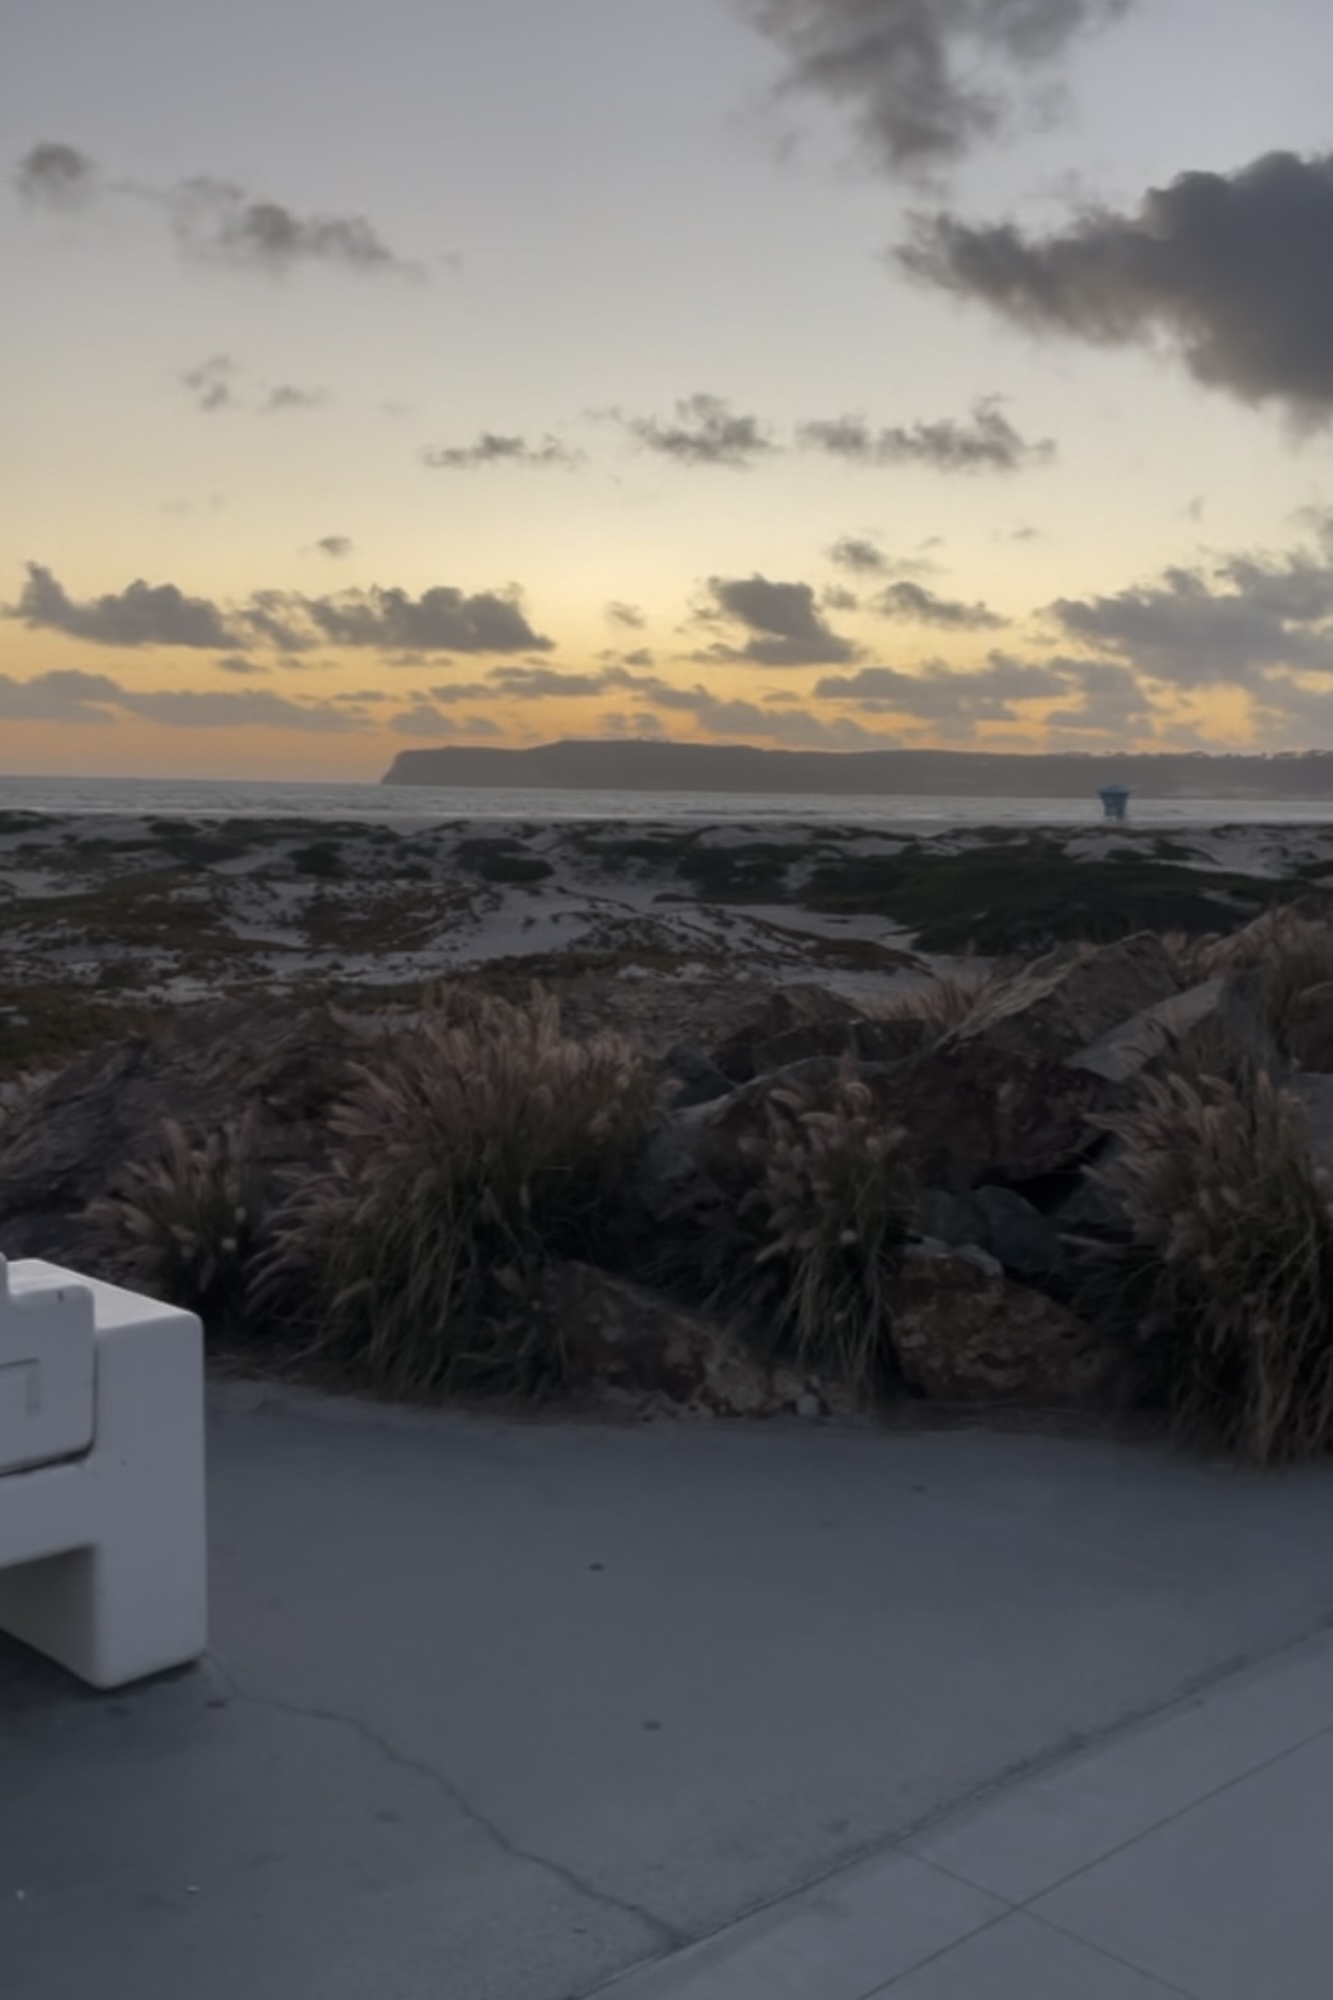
[13,141,98,208]
[800,397,1054,471]
[702,573,859,665]
[738,0,1132,171]
[1048,539,1333,686]
[12,563,241,648]
[876,579,1006,628]
[617,394,776,468]
[422,432,582,470]
[900,151,1333,423]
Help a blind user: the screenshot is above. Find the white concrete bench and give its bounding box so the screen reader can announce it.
[0,1255,207,1688]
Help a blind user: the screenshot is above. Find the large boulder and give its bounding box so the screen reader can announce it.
[1068,970,1278,1085]
[891,1243,1127,1408]
[952,932,1182,1064]
[539,1260,856,1419]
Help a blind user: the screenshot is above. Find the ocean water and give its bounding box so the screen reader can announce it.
[1,773,1331,827]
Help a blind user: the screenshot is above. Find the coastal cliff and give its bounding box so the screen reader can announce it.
[382,739,1333,799]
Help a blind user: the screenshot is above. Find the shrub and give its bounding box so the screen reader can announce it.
[695,1063,917,1400]
[1083,1067,1333,1461]
[83,1114,267,1341]
[257,985,652,1396]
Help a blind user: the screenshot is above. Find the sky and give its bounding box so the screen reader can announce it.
[2,0,1330,781]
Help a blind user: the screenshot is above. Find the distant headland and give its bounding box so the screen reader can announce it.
[382,739,1333,800]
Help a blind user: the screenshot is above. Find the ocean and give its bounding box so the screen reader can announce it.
[1,773,1331,828]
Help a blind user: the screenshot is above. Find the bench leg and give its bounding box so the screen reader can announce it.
[0,1311,207,1689]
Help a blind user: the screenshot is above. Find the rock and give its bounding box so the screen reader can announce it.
[1068,970,1279,1084]
[0,1001,373,1265]
[915,1187,1065,1285]
[1286,982,1333,1072]
[710,984,863,1082]
[888,935,1186,1191]
[661,1041,733,1109]
[539,1260,856,1419]
[891,1246,1127,1408]
[951,932,1182,1065]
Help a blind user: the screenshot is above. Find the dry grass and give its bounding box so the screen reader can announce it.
[1083,1067,1333,1462]
[256,984,652,1396]
[697,1062,917,1400]
[1165,907,1333,1054]
[877,961,1011,1041]
[83,1114,266,1340]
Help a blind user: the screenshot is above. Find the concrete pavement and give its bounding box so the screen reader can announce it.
[1,1384,1330,1999]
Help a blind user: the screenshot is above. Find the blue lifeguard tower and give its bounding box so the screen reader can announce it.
[1098,783,1131,823]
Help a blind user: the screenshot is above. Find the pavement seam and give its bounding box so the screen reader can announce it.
[205,1655,686,1952]
[860,1901,1206,2000]
[576,1625,1333,1999]
[1002,1722,1333,1911]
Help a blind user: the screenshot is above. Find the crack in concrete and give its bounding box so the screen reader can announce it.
[205,1655,684,1952]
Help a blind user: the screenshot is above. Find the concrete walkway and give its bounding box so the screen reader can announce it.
[2,1384,1330,2000]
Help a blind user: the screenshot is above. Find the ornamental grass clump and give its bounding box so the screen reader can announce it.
[701,1063,917,1401]
[1085,1067,1333,1462]
[259,985,652,1396]
[879,961,1009,1041]
[1181,907,1333,1055]
[84,1113,266,1340]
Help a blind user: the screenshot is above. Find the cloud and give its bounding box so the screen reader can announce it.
[389,705,502,738]
[8,564,553,657]
[737,0,1132,171]
[12,563,240,648]
[14,141,98,208]
[816,654,1068,721]
[701,573,859,665]
[215,653,267,677]
[264,384,329,413]
[14,140,420,278]
[1048,536,1333,688]
[876,579,1006,629]
[800,397,1053,471]
[181,357,328,414]
[0,667,121,723]
[300,583,553,654]
[167,175,416,276]
[181,355,237,412]
[605,600,646,628]
[615,393,776,468]
[421,432,582,470]
[0,666,360,732]
[901,151,1333,424]
[827,535,888,574]
[314,535,353,559]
